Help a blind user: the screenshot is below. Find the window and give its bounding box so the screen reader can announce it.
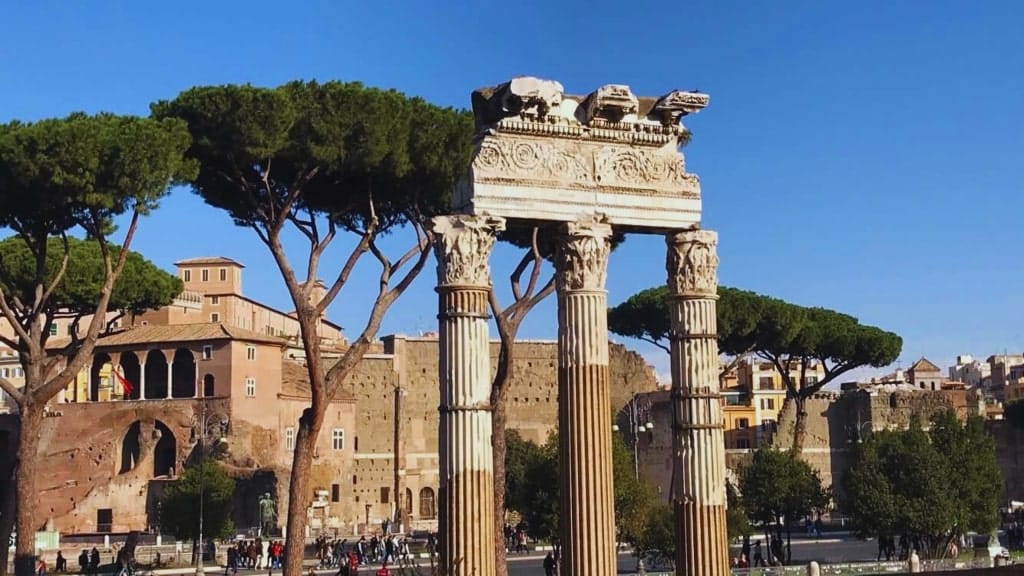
[767,399,775,410]
[380,487,390,504]
[331,484,340,503]
[247,346,256,361]
[202,345,213,360]
[49,324,58,336]
[736,418,749,429]
[737,438,751,449]
[354,436,359,451]
[219,268,227,281]
[201,269,209,282]
[332,428,345,450]
[803,375,819,386]
[210,313,220,323]
[419,487,436,519]
[285,427,295,450]
[758,377,773,390]
[761,419,774,431]
[183,270,191,282]
[97,509,113,533]
[245,377,256,398]
[0,368,7,378]
[210,296,219,305]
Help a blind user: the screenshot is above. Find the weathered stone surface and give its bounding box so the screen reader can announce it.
[457,76,709,231]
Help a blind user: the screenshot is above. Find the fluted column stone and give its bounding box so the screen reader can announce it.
[433,214,505,576]
[666,229,729,576]
[555,217,616,576]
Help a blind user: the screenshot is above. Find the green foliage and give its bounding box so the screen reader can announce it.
[151,82,473,232]
[844,411,1003,557]
[726,481,753,541]
[0,236,182,319]
[739,446,829,562]
[635,503,675,565]
[159,461,236,541]
[611,433,656,551]
[0,113,194,240]
[608,286,902,402]
[504,431,559,541]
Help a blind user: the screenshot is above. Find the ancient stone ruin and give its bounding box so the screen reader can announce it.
[433,77,727,576]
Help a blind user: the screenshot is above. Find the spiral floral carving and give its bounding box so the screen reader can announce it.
[511,141,543,170]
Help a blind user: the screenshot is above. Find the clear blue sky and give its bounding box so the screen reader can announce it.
[2,1,1022,382]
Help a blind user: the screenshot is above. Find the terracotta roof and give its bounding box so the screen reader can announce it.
[280,361,355,402]
[174,256,245,268]
[909,357,942,373]
[96,323,287,347]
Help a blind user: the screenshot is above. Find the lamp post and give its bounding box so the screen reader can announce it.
[613,395,654,576]
[190,398,229,576]
[850,408,872,444]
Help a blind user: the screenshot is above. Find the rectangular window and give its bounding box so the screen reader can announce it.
[285,427,295,450]
[0,368,7,378]
[210,296,219,305]
[219,268,227,282]
[758,377,773,390]
[804,375,819,385]
[380,487,390,504]
[332,428,345,450]
[210,313,220,323]
[245,377,256,398]
[331,484,340,503]
[247,346,256,361]
[202,345,213,360]
[184,270,191,282]
[48,324,57,336]
[737,438,751,449]
[201,269,209,282]
[737,418,748,429]
[97,509,113,533]
[767,399,775,410]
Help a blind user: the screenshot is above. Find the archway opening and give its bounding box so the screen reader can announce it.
[419,487,436,519]
[144,350,168,400]
[120,352,142,400]
[90,353,112,402]
[153,420,177,478]
[119,421,142,474]
[171,348,196,398]
[203,374,215,397]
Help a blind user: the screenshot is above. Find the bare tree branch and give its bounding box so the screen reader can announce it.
[0,375,23,405]
[35,232,71,319]
[318,225,376,315]
[0,291,32,353]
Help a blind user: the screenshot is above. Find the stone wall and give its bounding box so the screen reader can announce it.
[991,420,1024,502]
[771,393,854,499]
[345,335,659,532]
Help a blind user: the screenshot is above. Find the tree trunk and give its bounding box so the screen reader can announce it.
[282,406,324,576]
[492,384,509,576]
[0,460,15,576]
[13,406,42,576]
[791,396,808,455]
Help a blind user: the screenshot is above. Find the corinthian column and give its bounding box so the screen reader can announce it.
[666,229,729,576]
[432,214,505,576]
[555,216,616,576]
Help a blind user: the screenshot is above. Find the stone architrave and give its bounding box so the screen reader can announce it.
[555,217,616,576]
[432,214,506,576]
[666,229,729,576]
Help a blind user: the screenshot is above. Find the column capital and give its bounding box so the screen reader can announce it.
[667,229,718,297]
[555,217,613,292]
[431,215,506,288]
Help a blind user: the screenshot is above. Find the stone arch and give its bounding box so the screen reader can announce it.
[90,353,112,402]
[120,351,142,401]
[153,420,177,478]
[419,487,436,519]
[144,350,168,400]
[171,348,196,398]
[119,421,142,474]
[203,374,215,398]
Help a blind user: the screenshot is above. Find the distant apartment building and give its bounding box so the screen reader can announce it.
[949,354,992,388]
[736,358,825,445]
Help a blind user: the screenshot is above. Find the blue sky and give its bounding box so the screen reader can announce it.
[2,1,1022,382]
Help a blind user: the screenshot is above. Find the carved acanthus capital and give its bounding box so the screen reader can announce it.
[667,229,718,296]
[581,84,639,123]
[471,76,566,130]
[555,217,613,292]
[649,90,710,126]
[432,215,506,287]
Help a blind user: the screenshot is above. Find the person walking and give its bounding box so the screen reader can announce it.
[543,552,556,576]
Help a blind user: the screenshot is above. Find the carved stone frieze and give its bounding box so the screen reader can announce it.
[471,76,566,130]
[432,215,506,287]
[593,147,689,188]
[474,138,590,184]
[666,230,718,296]
[555,218,613,292]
